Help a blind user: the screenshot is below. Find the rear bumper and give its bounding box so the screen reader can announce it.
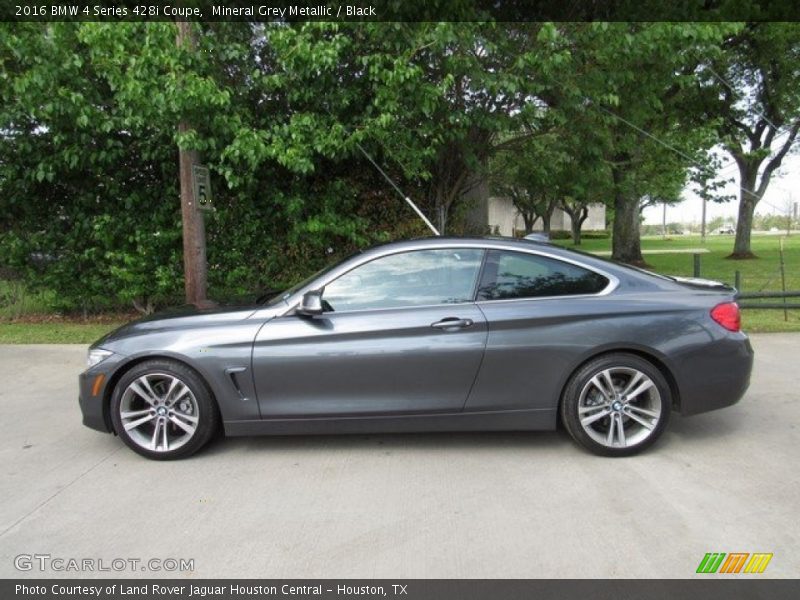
[676,333,754,416]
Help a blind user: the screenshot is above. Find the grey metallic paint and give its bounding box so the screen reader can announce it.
[79,237,753,438]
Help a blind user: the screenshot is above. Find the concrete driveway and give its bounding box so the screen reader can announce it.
[0,334,797,579]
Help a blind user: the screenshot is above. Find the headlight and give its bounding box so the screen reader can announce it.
[87,348,113,368]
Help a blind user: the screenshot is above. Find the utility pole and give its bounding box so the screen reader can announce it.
[700,184,707,244]
[176,20,211,308]
[662,201,667,239]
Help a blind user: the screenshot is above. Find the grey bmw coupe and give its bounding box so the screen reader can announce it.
[79,236,752,460]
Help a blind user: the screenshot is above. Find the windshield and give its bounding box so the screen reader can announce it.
[263,251,362,307]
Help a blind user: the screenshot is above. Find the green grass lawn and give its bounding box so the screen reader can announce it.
[1,233,798,342]
[0,322,125,344]
[0,278,129,343]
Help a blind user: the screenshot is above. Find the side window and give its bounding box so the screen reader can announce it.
[323,249,484,312]
[477,250,609,300]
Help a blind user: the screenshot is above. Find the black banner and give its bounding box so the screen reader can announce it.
[3,0,800,23]
[4,580,800,600]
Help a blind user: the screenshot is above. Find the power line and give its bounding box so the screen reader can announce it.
[714,127,794,178]
[590,102,764,203]
[698,64,798,193]
[594,105,706,172]
[538,66,766,204]
[704,65,781,132]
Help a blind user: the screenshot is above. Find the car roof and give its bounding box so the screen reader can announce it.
[362,235,549,253]
[357,236,678,291]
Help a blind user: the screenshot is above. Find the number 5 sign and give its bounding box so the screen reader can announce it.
[192,165,213,211]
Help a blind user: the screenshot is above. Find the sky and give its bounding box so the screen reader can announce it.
[642,149,799,226]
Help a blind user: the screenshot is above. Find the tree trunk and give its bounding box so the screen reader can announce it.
[730,163,760,259]
[435,183,449,235]
[731,198,757,258]
[176,21,211,307]
[522,212,536,235]
[611,193,644,265]
[437,204,447,235]
[571,212,588,245]
[571,218,581,245]
[724,119,799,257]
[541,212,551,235]
[540,195,559,235]
[563,205,588,245]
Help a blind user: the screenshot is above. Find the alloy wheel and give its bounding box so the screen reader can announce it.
[119,373,200,453]
[577,367,662,449]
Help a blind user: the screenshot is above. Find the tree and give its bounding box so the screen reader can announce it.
[697,23,800,258]
[553,130,612,245]
[688,152,736,241]
[0,23,187,312]
[1,22,417,312]
[489,132,568,235]
[252,21,575,234]
[559,160,611,245]
[549,23,738,264]
[0,20,763,312]
[491,127,609,244]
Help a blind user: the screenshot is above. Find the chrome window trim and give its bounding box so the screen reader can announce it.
[474,247,619,304]
[276,240,619,318]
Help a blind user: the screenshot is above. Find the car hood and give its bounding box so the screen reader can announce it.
[92,304,267,348]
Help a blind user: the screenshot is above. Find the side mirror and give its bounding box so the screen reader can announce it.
[297,290,324,316]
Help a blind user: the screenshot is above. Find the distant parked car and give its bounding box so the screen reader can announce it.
[79,237,753,460]
[715,227,735,235]
[523,232,550,243]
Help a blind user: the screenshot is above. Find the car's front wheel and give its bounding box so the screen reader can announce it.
[110,359,219,460]
[560,353,671,457]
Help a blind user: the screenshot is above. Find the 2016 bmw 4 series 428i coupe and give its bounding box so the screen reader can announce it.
[79,237,753,460]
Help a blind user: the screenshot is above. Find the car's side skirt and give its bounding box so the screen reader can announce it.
[223,408,557,436]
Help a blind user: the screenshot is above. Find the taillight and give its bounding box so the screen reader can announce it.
[710,302,741,332]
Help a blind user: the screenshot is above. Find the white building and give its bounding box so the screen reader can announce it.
[470,195,606,237]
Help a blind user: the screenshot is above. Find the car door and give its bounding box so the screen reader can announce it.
[464,248,614,413]
[252,248,488,417]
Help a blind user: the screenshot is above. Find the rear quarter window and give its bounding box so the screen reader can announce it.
[477,250,609,300]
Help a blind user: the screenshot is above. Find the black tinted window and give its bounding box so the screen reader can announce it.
[477,250,608,300]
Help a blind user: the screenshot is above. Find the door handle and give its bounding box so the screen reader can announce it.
[431,317,474,330]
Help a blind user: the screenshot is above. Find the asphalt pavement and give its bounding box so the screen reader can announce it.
[0,334,797,578]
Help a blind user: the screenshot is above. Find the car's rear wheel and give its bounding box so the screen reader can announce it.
[560,353,671,457]
[110,359,219,460]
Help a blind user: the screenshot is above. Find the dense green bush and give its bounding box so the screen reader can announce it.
[0,22,415,313]
[582,230,611,240]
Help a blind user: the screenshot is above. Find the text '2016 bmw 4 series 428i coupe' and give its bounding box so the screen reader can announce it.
[79,237,753,460]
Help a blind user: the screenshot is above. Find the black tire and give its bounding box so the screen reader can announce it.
[110,359,220,460]
[560,353,671,457]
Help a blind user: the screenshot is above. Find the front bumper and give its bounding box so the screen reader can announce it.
[78,356,124,433]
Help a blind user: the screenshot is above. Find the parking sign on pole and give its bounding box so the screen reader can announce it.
[192,165,212,211]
